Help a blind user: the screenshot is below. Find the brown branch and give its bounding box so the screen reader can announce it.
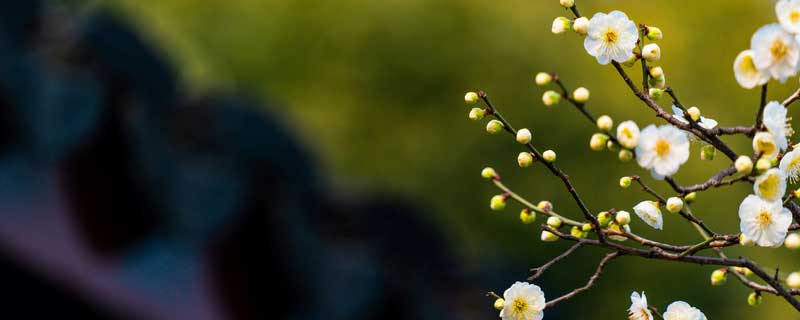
[664,166,744,195]
[630,176,716,235]
[756,84,768,128]
[784,87,800,107]
[529,242,584,280]
[545,251,619,308]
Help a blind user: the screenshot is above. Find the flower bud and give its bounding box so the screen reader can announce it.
[469,108,486,121]
[490,195,506,211]
[735,156,754,174]
[518,152,534,168]
[559,0,574,8]
[486,119,504,134]
[582,223,593,232]
[648,88,664,100]
[700,144,716,161]
[756,157,772,172]
[596,115,613,132]
[684,192,697,203]
[622,54,639,67]
[686,106,701,122]
[542,150,556,162]
[494,298,505,311]
[551,17,571,34]
[710,269,727,286]
[646,26,663,40]
[740,233,755,247]
[542,90,561,107]
[747,292,762,307]
[666,197,683,213]
[537,200,553,212]
[615,211,631,225]
[649,66,664,78]
[795,188,800,199]
[517,128,532,144]
[590,133,609,151]
[642,43,661,61]
[786,233,800,250]
[597,211,612,227]
[481,167,497,179]
[520,208,536,224]
[733,267,753,277]
[546,216,563,228]
[535,72,552,86]
[570,226,586,238]
[572,17,589,35]
[465,92,479,104]
[573,87,590,103]
[619,176,632,188]
[618,149,633,162]
[649,73,666,89]
[608,222,630,241]
[787,272,800,289]
[541,230,559,242]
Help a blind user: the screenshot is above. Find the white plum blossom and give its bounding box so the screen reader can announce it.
[628,292,653,320]
[635,125,690,179]
[500,282,546,320]
[777,0,800,34]
[753,131,780,159]
[616,120,640,149]
[633,201,663,230]
[751,23,800,82]
[780,147,800,183]
[584,11,639,65]
[671,105,718,129]
[754,168,787,201]
[663,301,707,320]
[733,50,770,89]
[739,194,792,247]
[762,101,793,151]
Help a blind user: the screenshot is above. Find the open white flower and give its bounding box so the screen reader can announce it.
[739,194,792,247]
[777,0,800,34]
[754,168,787,201]
[671,105,718,129]
[753,131,780,159]
[584,11,638,65]
[628,292,653,320]
[633,201,663,230]
[617,120,641,149]
[751,23,800,82]
[635,125,690,179]
[762,101,793,151]
[500,282,545,320]
[780,147,800,183]
[663,301,707,320]
[734,50,770,89]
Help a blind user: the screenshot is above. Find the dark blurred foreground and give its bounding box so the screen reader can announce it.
[0,2,479,319]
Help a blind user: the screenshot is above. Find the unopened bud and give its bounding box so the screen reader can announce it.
[486,119,504,134]
[559,0,575,8]
[520,208,536,224]
[642,43,661,61]
[490,195,506,211]
[535,72,552,86]
[573,87,590,103]
[517,128,532,144]
[582,223,593,232]
[700,144,716,161]
[649,73,666,89]
[684,192,697,203]
[465,92,479,104]
[786,233,800,250]
[469,108,486,121]
[619,176,632,188]
[686,106,701,122]
[542,150,556,162]
[596,115,613,132]
[547,216,563,228]
[711,269,727,286]
[666,197,683,213]
[494,298,505,311]
[747,292,762,307]
[542,90,561,107]
[481,167,497,179]
[788,272,800,289]
[551,17,571,34]
[537,200,553,212]
[649,88,664,100]
[570,226,586,238]
[518,152,534,168]
[590,133,609,151]
[572,17,588,35]
[646,26,663,40]
[618,149,633,162]
[541,230,559,242]
[649,66,664,78]
[615,211,631,225]
[735,156,753,174]
[597,211,612,227]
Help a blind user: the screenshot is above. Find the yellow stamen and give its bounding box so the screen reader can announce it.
[772,40,788,60]
[758,210,772,227]
[758,174,780,199]
[605,30,618,43]
[655,139,670,157]
[792,11,800,23]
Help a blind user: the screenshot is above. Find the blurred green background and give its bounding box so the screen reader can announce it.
[109,0,797,318]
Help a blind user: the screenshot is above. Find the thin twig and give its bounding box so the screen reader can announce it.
[529,242,584,280]
[545,251,619,308]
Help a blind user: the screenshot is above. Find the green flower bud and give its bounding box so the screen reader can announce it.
[490,195,506,211]
[542,150,556,162]
[481,167,497,179]
[541,230,559,242]
[615,211,631,225]
[700,144,716,161]
[582,223,593,232]
[684,192,697,203]
[518,152,534,168]
[711,269,727,286]
[546,216,563,228]
[687,106,701,122]
[649,88,664,100]
[619,176,632,188]
[618,149,633,162]
[622,54,638,67]
[520,208,536,224]
[597,211,612,227]
[465,92,479,104]
[542,90,561,107]
[735,156,753,174]
[756,157,772,172]
[469,108,486,121]
[486,119,504,134]
[535,72,552,86]
[494,298,505,311]
[649,73,666,89]
[596,115,613,132]
[590,133,609,151]
[747,292,762,307]
[795,189,800,199]
[649,66,664,78]
[646,26,663,40]
[570,226,586,238]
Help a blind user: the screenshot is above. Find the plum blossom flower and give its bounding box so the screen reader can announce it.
[751,24,800,82]
[762,101,793,151]
[628,291,653,320]
[733,50,770,89]
[754,168,787,201]
[777,0,800,34]
[753,131,780,159]
[780,147,800,183]
[584,11,639,65]
[500,282,545,320]
[739,194,792,247]
[635,125,690,179]
[671,105,718,129]
[617,120,640,149]
[633,201,663,230]
[663,301,707,320]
